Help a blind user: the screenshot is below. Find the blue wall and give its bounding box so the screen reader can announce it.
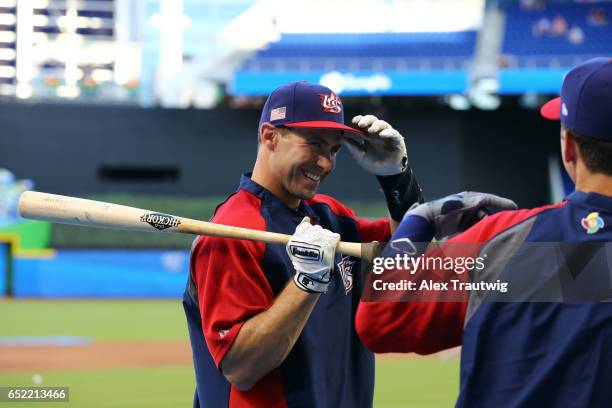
[233,68,572,95]
[231,70,469,96]
[11,250,189,298]
[498,68,569,94]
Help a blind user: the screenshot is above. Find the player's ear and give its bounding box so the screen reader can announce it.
[562,128,579,164]
[259,123,277,151]
[561,127,579,182]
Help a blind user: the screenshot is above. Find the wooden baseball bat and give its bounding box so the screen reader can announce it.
[18,191,382,261]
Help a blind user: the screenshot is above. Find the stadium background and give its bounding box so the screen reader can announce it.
[0,0,608,406]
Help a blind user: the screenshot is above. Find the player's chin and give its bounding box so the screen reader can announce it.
[295,186,317,200]
[294,173,322,199]
[291,182,319,200]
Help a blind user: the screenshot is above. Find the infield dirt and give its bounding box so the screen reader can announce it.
[0,340,192,372]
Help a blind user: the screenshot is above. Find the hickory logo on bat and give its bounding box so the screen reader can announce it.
[140,212,181,230]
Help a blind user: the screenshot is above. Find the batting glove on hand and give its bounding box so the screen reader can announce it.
[407,192,518,240]
[343,115,408,176]
[287,217,340,294]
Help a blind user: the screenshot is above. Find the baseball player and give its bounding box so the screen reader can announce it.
[182,81,424,407]
[356,57,612,406]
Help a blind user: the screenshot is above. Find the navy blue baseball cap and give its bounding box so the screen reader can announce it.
[540,57,612,141]
[258,81,365,138]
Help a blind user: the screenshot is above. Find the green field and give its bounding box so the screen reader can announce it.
[1,367,195,408]
[0,300,459,407]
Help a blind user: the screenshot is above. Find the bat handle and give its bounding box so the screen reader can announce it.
[228,228,381,262]
[337,240,382,263]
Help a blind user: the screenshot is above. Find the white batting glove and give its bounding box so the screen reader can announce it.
[343,114,408,176]
[287,217,340,294]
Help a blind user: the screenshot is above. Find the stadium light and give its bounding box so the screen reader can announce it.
[469,78,501,110]
[15,0,34,99]
[446,94,471,111]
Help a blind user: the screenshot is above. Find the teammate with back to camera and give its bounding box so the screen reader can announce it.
[182,80,428,407]
[356,58,612,407]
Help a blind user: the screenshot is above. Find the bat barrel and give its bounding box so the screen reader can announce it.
[18,191,164,232]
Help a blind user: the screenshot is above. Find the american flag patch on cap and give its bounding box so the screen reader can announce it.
[270,106,286,121]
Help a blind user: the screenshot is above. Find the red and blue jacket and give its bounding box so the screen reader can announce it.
[184,173,390,407]
[356,191,612,407]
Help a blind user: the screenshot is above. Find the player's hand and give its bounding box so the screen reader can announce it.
[286,217,340,293]
[406,192,518,240]
[343,115,408,176]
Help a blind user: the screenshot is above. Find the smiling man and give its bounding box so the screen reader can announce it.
[253,126,343,207]
[183,81,424,407]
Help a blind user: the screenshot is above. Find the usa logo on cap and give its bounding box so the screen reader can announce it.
[319,92,342,114]
[258,81,365,138]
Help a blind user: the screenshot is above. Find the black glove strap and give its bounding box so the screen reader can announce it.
[376,166,424,222]
[293,273,328,294]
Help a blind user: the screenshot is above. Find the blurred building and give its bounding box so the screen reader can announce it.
[0,0,610,109]
[2,0,123,101]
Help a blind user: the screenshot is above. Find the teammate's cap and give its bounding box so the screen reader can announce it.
[258,81,365,138]
[540,57,612,141]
